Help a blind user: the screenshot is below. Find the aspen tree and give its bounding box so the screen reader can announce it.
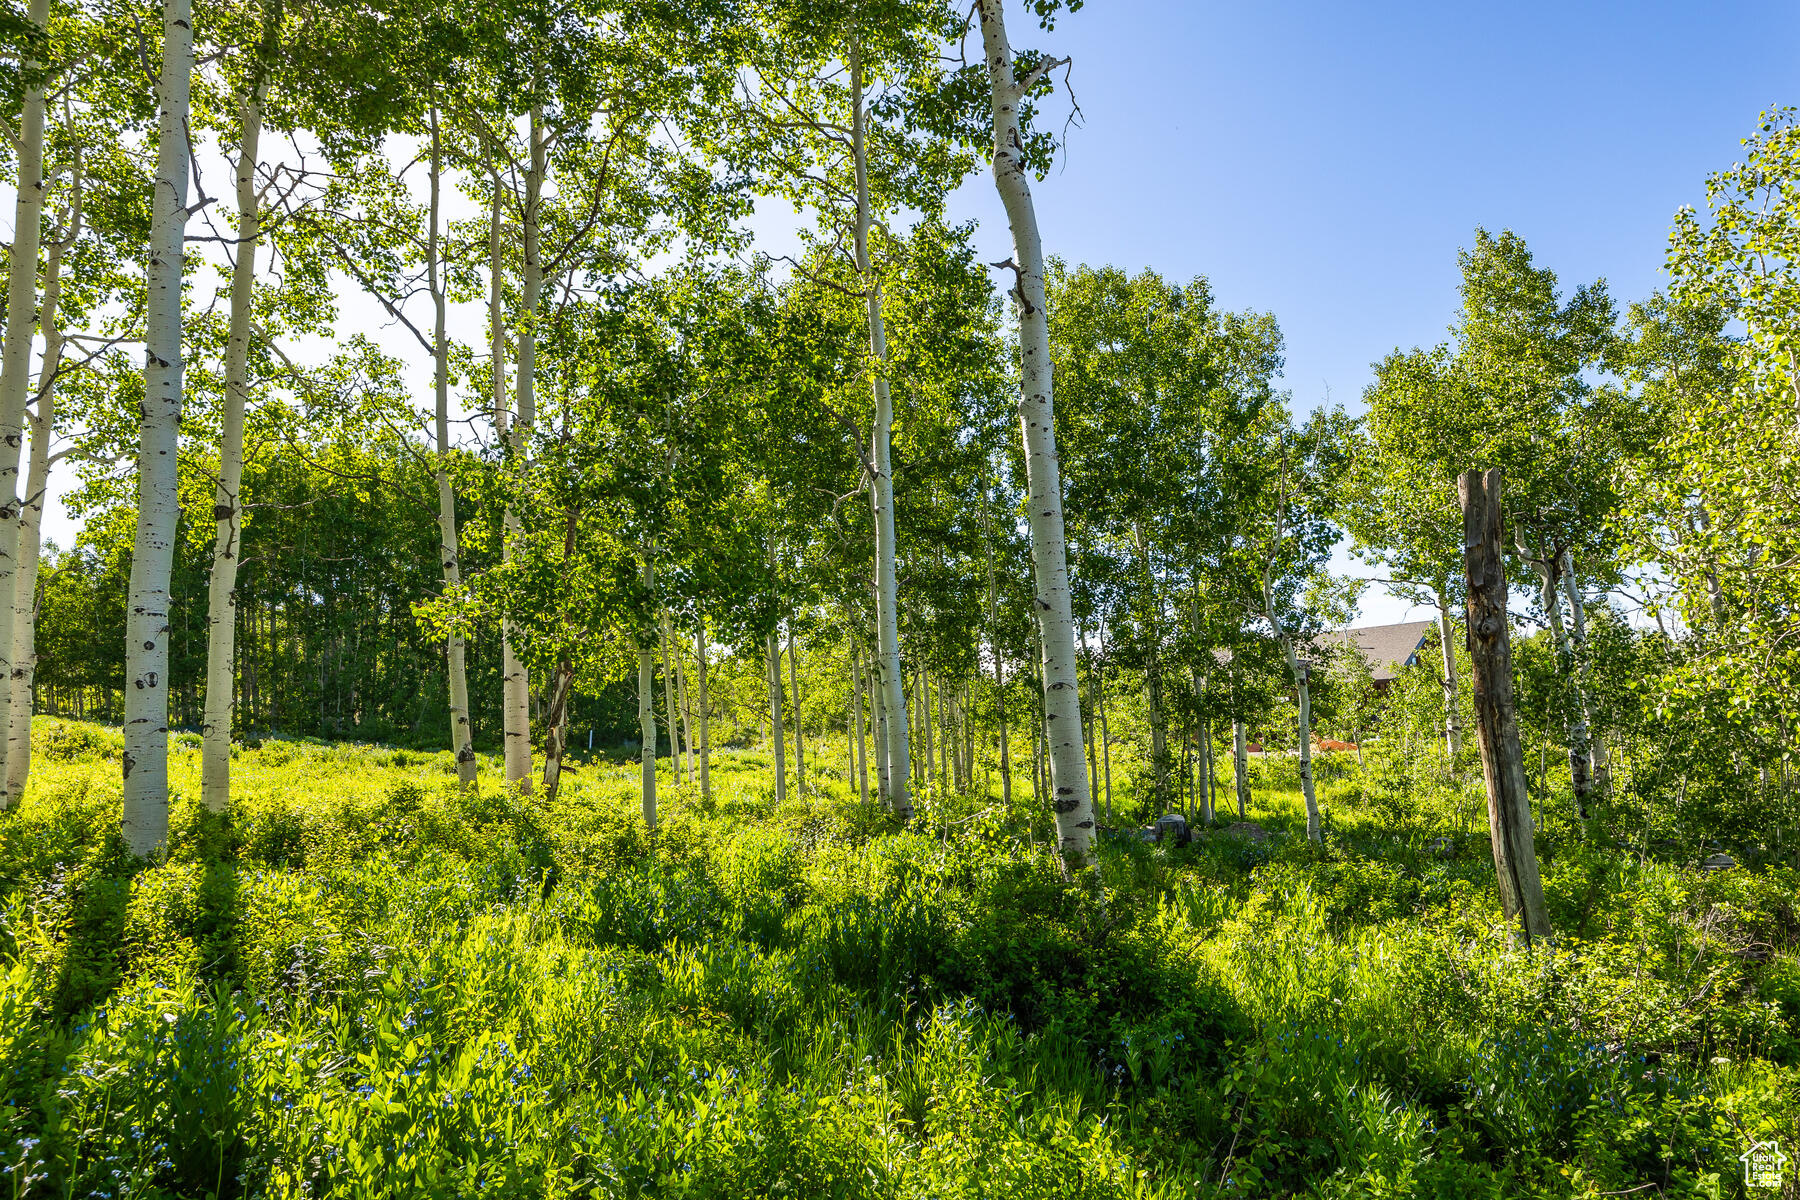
[503,106,546,793]
[975,0,1094,864]
[423,109,478,790]
[695,622,711,802]
[766,629,786,803]
[122,0,195,853]
[847,42,912,818]
[6,136,78,802]
[0,0,52,808]
[787,624,803,796]
[201,68,270,811]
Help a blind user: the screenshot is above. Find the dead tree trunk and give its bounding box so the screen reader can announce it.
[1460,468,1552,947]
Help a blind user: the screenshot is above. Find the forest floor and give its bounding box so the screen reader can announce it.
[1,718,1796,1198]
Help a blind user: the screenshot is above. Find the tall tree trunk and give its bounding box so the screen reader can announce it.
[766,630,787,804]
[122,0,193,854]
[981,476,1012,807]
[201,80,267,811]
[666,614,693,784]
[7,137,75,803]
[872,644,890,803]
[787,623,804,797]
[1277,640,1322,844]
[849,43,911,820]
[1559,549,1610,793]
[1198,723,1215,824]
[1532,548,1592,819]
[851,640,869,807]
[695,620,711,803]
[638,631,657,834]
[1097,646,1113,826]
[1262,548,1322,842]
[976,0,1094,865]
[1081,631,1097,805]
[1435,587,1464,761]
[502,105,544,794]
[0,0,52,809]
[1233,717,1249,819]
[1461,469,1552,946]
[417,110,476,790]
[541,660,573,801]
[659,614,682,779]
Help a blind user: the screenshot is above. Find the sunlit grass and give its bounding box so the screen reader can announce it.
[0,718,1794,1198]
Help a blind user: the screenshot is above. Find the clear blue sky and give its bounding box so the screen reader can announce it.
[924,0,1799,621]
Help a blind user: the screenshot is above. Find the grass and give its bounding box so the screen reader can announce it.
[0,717,1795,1198]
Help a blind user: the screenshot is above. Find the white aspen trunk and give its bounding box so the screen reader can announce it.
[976,0,1094,864]
[787,623,804,797]
[872,644,890,803]
[200,81,266,811]
[638,639,657,833]
[659,614,681,775]
[122,0,193,854]
[982,486,1012,807]
[1198,724,1215,824]
[920,662,935,788]
[851,640,869,807]
[1097,652,1113,825]
[1558,549,1609,791]
[502,106,544,793]
[0,0,53,808]
[5,140,73,803]
[766,630,787,804]
[666,614,693,784]
[420,112,476,790]
[1289,647,1321,843]
[849,43,912,820]
[1436,587,1464,760]
[1533,552,1592,818]
[695,621,711,803]
[541,662,573,801]
[1233,718,1250,819]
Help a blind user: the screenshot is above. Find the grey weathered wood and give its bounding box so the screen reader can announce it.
[1459,468,1553,945]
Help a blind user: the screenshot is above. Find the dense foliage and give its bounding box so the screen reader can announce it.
[2,721,1795,1197]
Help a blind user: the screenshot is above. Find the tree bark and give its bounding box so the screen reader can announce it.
[122,0,193,854]
[976,0,1095,864]
[1098,647,1113,826]
[1436,586,1464,761]
[1559,549,1610,793]
[7,137,74,803]
[1266,613,1322,841]
[201,80,269,811]
[502,105,544,794]
[851,639,869,807]
[766,629,787,804]
[1233,717,1249,819]
[787,623,804,797]
[667,614,693,784]
[849,42,912,820]
[981,476,1012,807]
[0,0,52,808]
[1532,548,1592,819]
[695,620,711,803]
[541,660,573,802]
[659,614,682,780]
[1460,468,1552,946]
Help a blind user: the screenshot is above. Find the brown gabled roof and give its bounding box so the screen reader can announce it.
[1318,620,1434,682]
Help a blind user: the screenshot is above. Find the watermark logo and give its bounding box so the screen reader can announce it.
[1740,1139,1789,1191]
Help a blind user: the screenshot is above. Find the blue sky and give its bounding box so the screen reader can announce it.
[910,0,1799,621]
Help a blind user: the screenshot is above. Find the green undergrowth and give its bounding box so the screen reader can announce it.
[0,719,1795,1198]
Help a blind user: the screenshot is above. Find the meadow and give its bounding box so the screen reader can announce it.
[1,718,1795,1199]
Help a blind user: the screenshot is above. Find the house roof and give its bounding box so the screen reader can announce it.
[1319,620,1435,683]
